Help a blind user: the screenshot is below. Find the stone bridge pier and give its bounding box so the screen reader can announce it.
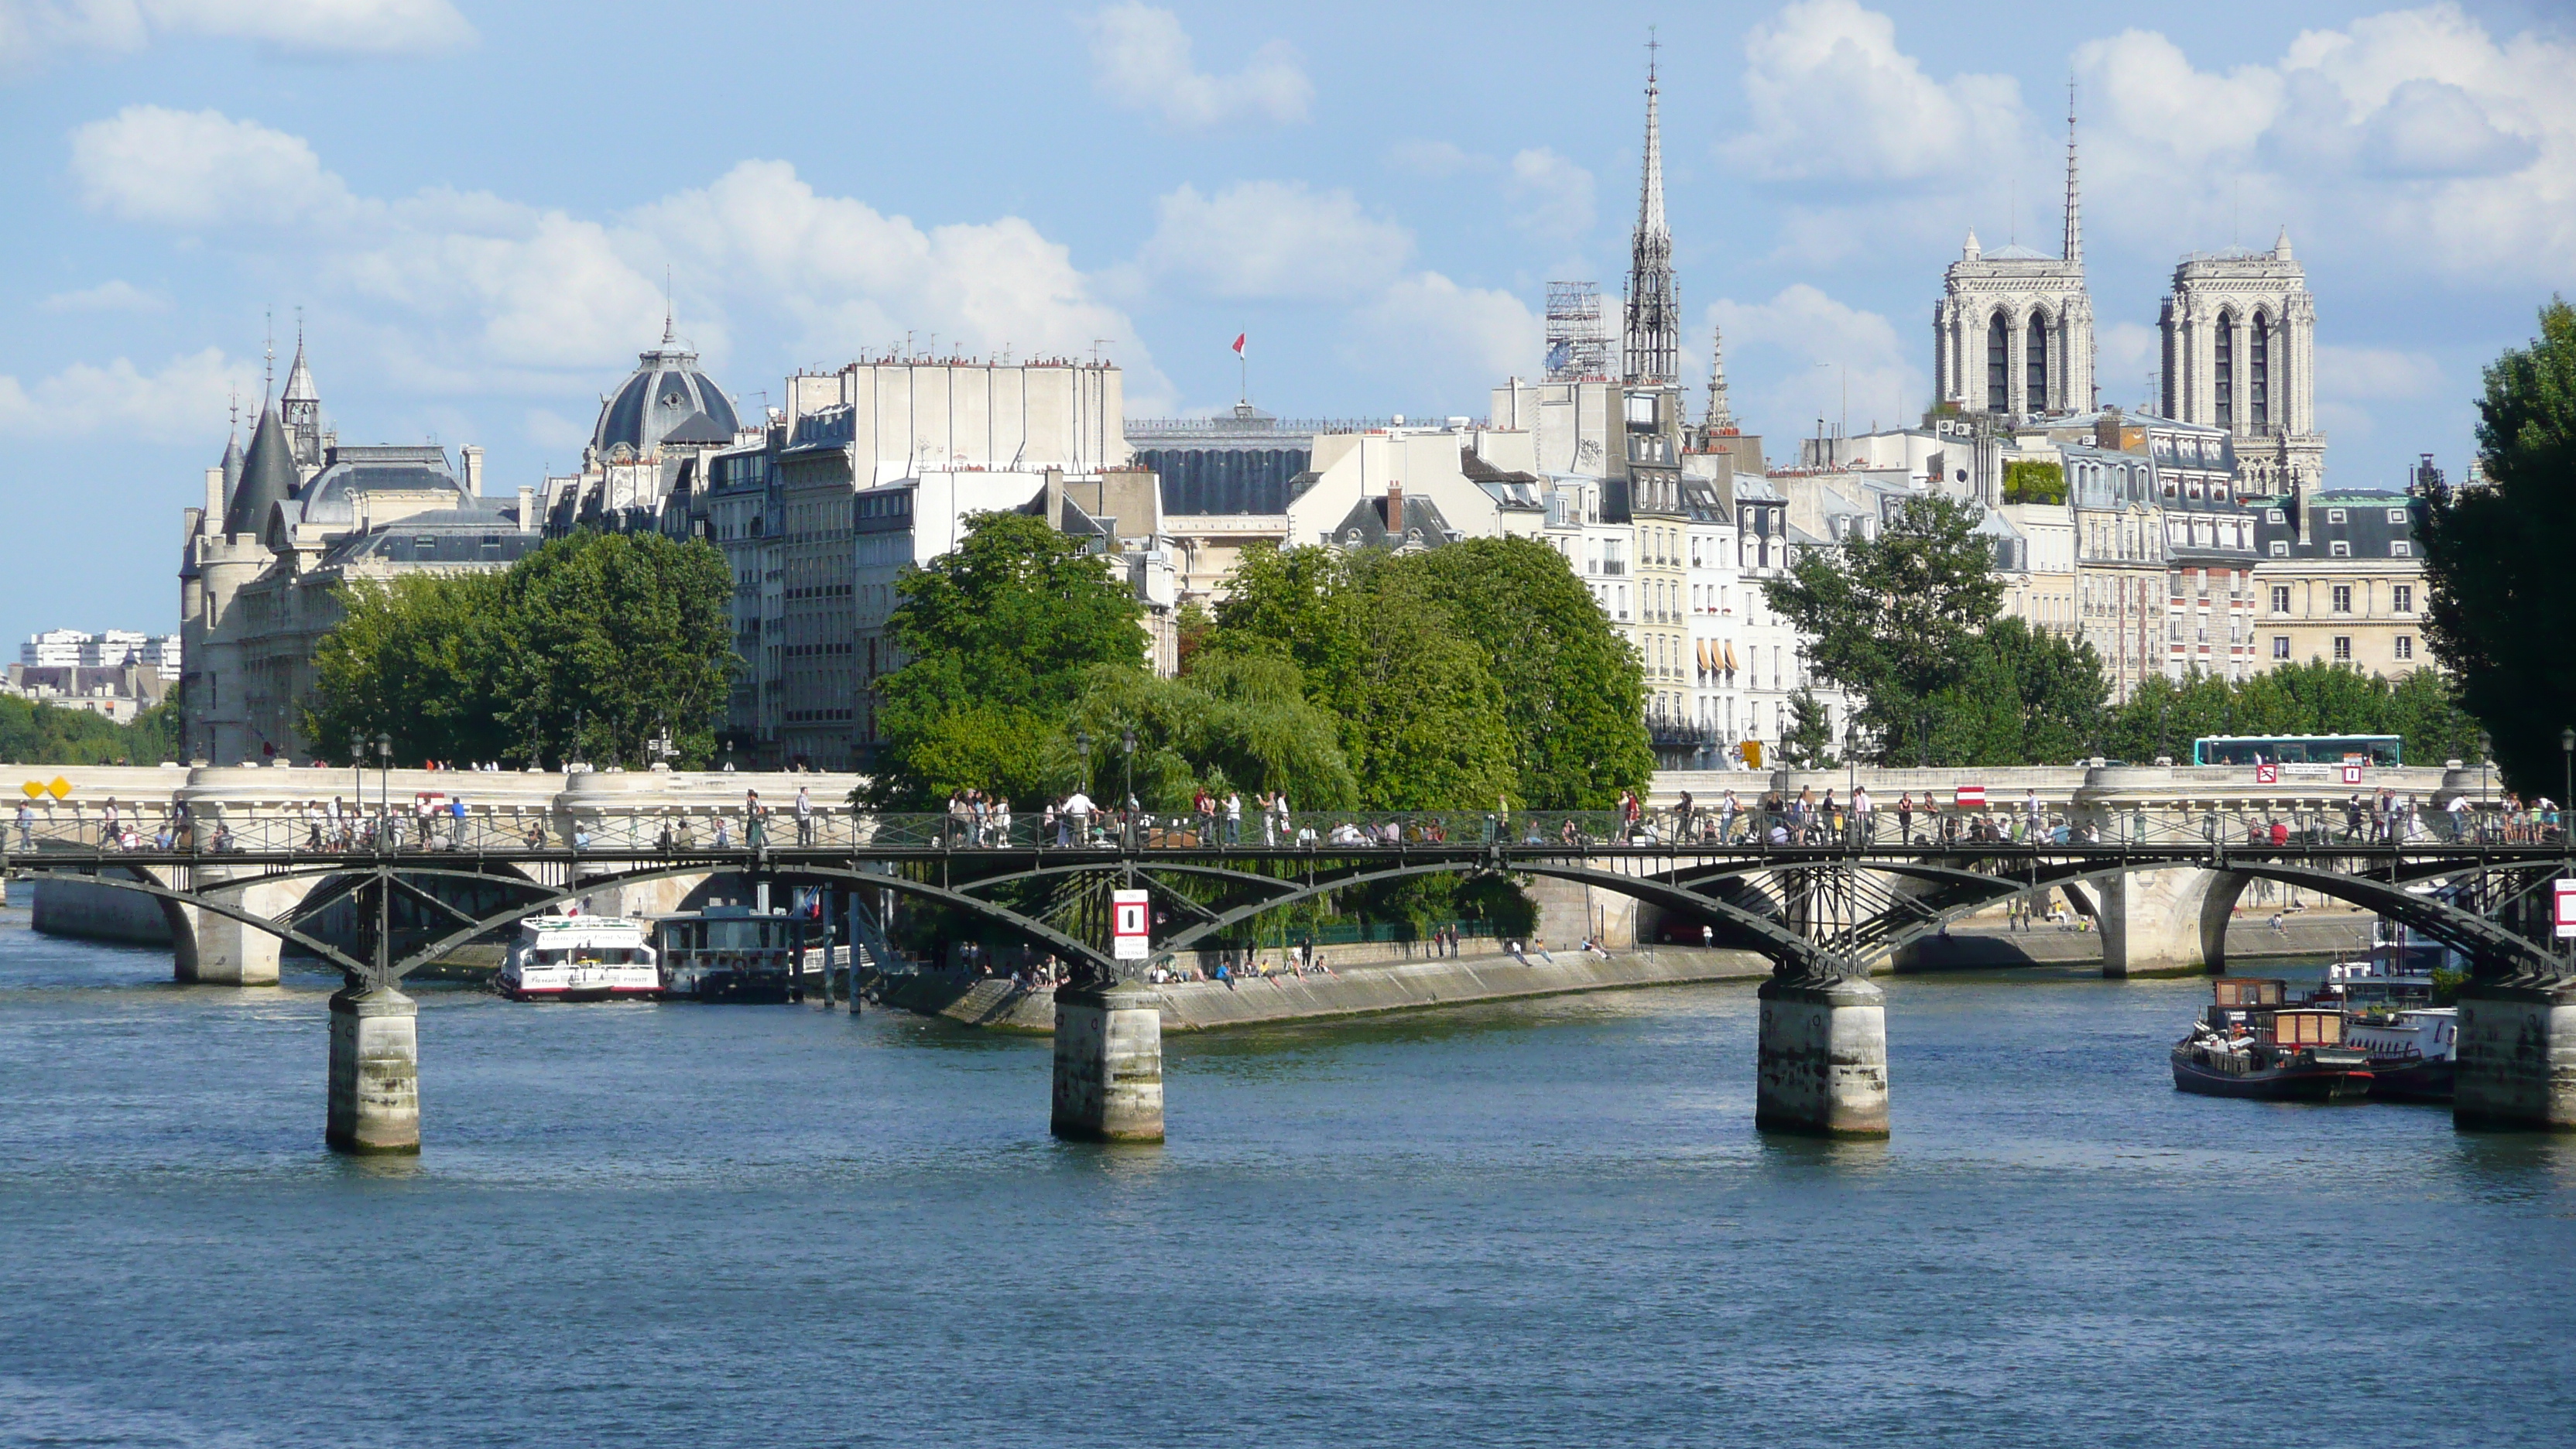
[2092,867,2245,978]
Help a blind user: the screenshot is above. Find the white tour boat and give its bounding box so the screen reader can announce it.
[498,913,660,1002]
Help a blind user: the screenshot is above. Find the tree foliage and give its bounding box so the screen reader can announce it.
[2102,661,2480,767]
[0,696,176,766]
[1067,653,1358,811]
[1762,494,2006,762]
[868,511,1148,806]
[2417,297,2576,793]
[1778,688,1839,768]
[1402,536,1653,807]
[302,531,734,768]
[1208,542,1634,810]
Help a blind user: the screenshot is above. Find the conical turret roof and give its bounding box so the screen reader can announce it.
[220,431,244,497]
[224,402,297,538]
[281,336,317,404]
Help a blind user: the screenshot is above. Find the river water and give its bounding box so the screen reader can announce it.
[2,908,2570,1448]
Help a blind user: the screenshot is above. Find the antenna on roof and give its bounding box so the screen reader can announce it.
[663,265,675,344]
[262,308,274,401]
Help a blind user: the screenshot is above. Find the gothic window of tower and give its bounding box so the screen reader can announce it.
[2215,311,2235,431]
[2250,313,2270,434]
[2026,310,2051,412]
[1987,312,2010,411]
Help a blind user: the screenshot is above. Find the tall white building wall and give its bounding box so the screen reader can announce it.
[785,361,1128,477]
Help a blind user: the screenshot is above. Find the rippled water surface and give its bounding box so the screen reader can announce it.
[2,908,2570,1447]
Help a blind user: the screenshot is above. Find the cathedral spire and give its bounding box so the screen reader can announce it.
[1622,33,1678,385]
[2062,76,2083,270]
[1701,323,1735,435]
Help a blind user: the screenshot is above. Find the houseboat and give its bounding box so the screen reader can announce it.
[653,905,815,1003]
[497,913,660,1002]
[2173,977,2375,1101]
[2343,1006,2458,1103]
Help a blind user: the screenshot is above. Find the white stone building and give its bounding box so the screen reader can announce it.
[1934,102,2095,418]
[2158,231,2324,514]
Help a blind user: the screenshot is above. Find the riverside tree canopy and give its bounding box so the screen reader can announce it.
[301,530,735,768]
[1208,540,1650,810]
[2417,299,2576,794]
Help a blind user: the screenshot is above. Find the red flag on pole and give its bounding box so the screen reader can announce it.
[1231,333,1246,358]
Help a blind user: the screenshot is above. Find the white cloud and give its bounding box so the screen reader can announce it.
[1506,148,1595,245]
[0,347,257,441]
[1706,286,1921,437]
[39,278,163,311]
[1136,180,1411,301]
[1341,272,1537,402]
[2316,344,2442,400]
[639,160,1147,376]
[0,0,470,67]
[2072,5,2576,282]
[1724,0,2026,182]
[69,106,354,226]
[1080,2,1310,128]
[64,111,1166,406]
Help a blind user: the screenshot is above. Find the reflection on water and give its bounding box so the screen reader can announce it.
[1,906,2571,1447]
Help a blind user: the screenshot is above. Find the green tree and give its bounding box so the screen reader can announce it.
[1762,494,2006,762]
[1211,545,1518,810]
[303,570,511,765]
[1065,652,1358,811]
[495,532,735,767]
[1778,688,1840,768]
[0,696,166,766]
[868,511,1146,806]
[301,531,736,768]
[2102,661,2480,768]
[1399,536,1652,808]
[2416,299,2576,793]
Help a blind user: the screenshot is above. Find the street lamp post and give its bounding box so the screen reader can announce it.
[1072,730,1092,847]
[2479,731,2494,842]
[374,733,392,849]
[1121,725,1139,851]
[2560,727,2573,843]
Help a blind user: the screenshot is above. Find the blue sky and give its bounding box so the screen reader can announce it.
[4,0,2571,646]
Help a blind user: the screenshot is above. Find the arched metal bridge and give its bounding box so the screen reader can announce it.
[10,814,2571,991]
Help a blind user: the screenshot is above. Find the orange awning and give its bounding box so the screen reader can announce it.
[1723,641,1739,673]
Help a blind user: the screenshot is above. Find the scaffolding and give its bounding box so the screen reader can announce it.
[1544,282,1612,382]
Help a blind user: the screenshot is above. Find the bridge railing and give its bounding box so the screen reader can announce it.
[3,800,2556,859]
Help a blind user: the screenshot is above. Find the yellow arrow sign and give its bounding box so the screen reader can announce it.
[46,777,72,800]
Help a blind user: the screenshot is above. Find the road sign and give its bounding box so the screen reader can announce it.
[2341,764,2365,786]
[2255,764,2280,785]
[2556,879,2576,940]
[1954,786,1985,809]
[19,781,40,799]
[1112,888,1151,961]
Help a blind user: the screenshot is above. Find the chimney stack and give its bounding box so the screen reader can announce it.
[461,444,485,495]
[1386,479,1404,533]
[516,485,537,532]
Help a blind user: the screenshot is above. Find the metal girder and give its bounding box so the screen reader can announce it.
[1152,858,1858,978]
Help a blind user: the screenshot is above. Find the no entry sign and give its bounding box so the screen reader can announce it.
[1112,888,1152,961]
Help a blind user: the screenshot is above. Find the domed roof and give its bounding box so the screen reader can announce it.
[591,322,739,460]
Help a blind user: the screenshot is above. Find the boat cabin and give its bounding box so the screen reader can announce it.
[653,905,816,1003]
